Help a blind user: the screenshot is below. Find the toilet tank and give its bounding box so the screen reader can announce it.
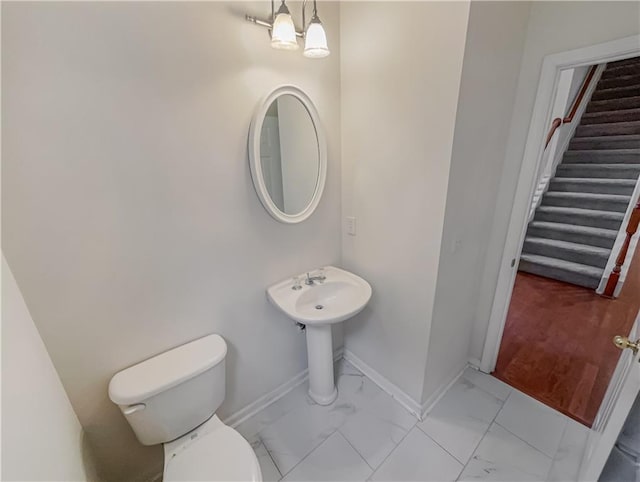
[108,334,227,446]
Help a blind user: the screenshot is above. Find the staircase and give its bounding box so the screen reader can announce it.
[520,57,640,289]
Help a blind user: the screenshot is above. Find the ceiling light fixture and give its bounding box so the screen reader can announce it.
[246,0,330,59]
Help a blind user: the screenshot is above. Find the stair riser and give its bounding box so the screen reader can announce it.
[581,109,640,124]
[602,64,640,79]
[556,166,640,179]
[535,210,623,230]
[598,75,640,90]
[541,195,629,212]
[576,123,640,137]
[527,225,616,248]
[548,180,635,195]
[518,260,600,289]
[592,86,640,101]
[569,137,640,150]
[563,151,639,163]
[522,241,609,268]
[586,96,640,113]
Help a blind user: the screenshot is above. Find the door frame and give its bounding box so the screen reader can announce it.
[480,34,640,373]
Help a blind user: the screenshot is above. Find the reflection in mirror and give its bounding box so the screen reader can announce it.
[259,95,320,215]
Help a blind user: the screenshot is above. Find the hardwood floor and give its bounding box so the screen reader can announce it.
[493,245,640,427]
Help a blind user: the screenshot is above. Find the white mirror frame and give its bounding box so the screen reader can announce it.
[248,85,327,224]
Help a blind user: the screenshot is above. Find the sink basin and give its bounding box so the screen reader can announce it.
[267,266,372,405]
[267,266,372,325]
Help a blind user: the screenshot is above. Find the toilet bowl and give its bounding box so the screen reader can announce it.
[164,415,261,481]
[108,334,262,481]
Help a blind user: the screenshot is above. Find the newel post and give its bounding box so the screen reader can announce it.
[603,200,640,298]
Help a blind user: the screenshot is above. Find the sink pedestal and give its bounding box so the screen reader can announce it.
[305,324,338,405]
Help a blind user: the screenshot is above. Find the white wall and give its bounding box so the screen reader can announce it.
[2,256,95,481]
[340,1,470,404]
[471,1,640,362]
[422,1,531,401]
[553,65,591,161]
[1,2,341,480]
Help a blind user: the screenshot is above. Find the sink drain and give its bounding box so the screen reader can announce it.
[315,304,324,310]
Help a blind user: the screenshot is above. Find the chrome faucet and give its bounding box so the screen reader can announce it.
[305,269,326,286]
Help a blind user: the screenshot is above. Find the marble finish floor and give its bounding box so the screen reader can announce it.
[237,360,590,481]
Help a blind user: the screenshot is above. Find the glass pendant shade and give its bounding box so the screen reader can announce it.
[304,18,329,58]
[271,3,298,50]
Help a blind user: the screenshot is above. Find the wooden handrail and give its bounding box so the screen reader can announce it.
[544,65,599,148]
[603,200,640,297]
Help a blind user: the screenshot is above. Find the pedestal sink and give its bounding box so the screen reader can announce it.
[267,266,372,405]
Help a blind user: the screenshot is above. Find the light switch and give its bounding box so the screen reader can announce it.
[346,217,356,236]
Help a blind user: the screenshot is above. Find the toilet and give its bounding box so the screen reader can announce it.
[108,334,262,481]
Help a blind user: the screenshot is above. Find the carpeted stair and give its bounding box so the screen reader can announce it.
[520,57,640,289]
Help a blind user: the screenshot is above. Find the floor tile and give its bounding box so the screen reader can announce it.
[417,378,503,464]
[547,418,590,482]
[339,389,417,469]
[463,367,512,401]
[282,432,372,482]
[370,427,463,481]
[495,390,568,457]
[236,383,310,440]
[250,437,282,482]
[459,423,553,481]
[335,359,385,411]
[259,389,356,475]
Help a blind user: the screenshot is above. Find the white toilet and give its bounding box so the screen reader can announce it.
[108,334,262,481]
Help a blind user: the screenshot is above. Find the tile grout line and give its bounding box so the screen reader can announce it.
[463,369,513,403]
[414,423,468,468]
[543,421,572,482]
[454,387,513,481]
[269,425,342,480]
[261,362,366,480]
[493,419,560,460]
[336,427,376,472]
[258,435,283,481]
[366,422,417,480]
[491,388,567,460]
[256,363,355,479]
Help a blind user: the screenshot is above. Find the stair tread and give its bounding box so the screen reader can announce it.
[565,148,640,155]
[557,163,640,169]
[550,177,637,185]
[529,221,618,237]
[583,108,640,119]
[599,73,640,82]
[570,134,640,142]
[544,191,631,201]
[587,96,640,110]
[577,120,640,127]
[524,236,611,256]
[594,85,640,95]
[520,254,604,277]
[536,205,626,219]
[607,58,640,67]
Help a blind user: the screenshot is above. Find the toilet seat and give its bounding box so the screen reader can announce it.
[164,415,262,481]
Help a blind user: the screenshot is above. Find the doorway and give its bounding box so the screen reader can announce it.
[480,36,640,426]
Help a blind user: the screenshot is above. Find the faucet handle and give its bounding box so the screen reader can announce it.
[292,276,302,291]
[317,267,326,281]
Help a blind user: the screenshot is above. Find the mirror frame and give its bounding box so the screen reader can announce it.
[248,85,327,224]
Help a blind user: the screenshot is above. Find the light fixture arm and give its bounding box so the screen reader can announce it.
[245,0,306,38]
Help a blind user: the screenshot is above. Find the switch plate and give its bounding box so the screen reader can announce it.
[346,217,356,236]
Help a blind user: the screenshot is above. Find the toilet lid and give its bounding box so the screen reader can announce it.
[164,424,262,481]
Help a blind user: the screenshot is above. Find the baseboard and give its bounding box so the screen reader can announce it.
[343,349,423,420]
[224,347,344,429]
[419,364,467,419]
[467,357,481,370]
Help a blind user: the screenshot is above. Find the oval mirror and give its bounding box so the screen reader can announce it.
[249,86,327,224]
